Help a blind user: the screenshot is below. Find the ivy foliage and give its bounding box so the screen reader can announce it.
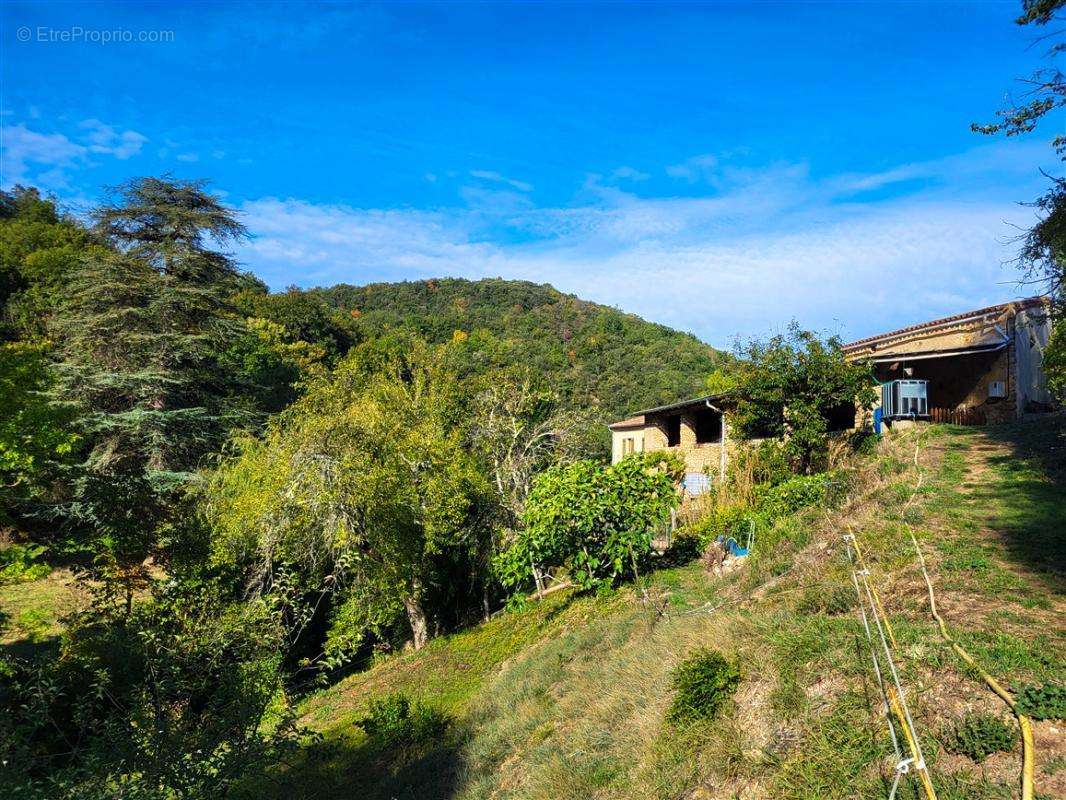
[495,452,681,594]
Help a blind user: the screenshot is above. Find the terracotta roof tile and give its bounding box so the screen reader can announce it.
[608,415,645,429]
[842,297,1046,351]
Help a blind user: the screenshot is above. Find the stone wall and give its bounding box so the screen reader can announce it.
[870,343,1016,424]
[642,411,728,477]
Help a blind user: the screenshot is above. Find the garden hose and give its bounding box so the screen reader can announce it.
[846,525,899,650]
[901,437,1034,800]
[905,525,1034,800]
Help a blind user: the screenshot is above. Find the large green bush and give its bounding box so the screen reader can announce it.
[207,337,494,656]
[682,470,845,555]
[495,452,681,593]
[0,581,299,799]
[754,472,840,520]
[1045,322,1066,405]
[730,324,875,473]
[0,542,51,585]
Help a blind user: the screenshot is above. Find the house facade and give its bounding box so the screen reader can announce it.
[842,297,1054,426]
[608,394,735,493]
[608,297,1055,485]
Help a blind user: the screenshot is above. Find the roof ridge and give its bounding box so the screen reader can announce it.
[842,297,1046,351]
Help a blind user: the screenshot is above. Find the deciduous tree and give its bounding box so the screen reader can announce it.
[976,1,1065,399]
[207,337,493,653]
[730,324,874,473]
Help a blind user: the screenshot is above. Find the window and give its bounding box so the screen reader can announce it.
[622,437,635,455]
[693,408,721,444]
[665,415,681,447]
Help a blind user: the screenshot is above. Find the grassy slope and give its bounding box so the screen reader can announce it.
[243,418,1063,799]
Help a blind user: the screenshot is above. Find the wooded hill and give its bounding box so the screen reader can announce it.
[311,278,728,422]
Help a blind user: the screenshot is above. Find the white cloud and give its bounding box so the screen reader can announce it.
[666,153,720,183]
[612,166,650,181]
[79,119,147,160]
[176,153,200,163]
[1,119,147,188]
[236,143,1045,346]
[468,169,533,192]
[240,197,496,287]
[1,124,86,187]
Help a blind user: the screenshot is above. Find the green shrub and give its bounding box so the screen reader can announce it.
[728,325,876,473]
[731,440,793,486]
[943,712,1015,761]
[754,473,835,520]
[0,543,51,585]
[684,503,757,549]
[497,452,681,593]
[14,608,51,643]
[878,455,906,477]
[668,648,741,724]
[852,429,880,455]
[0,580,299,798]
[1016,682,1066,721]
[359,693,449,748]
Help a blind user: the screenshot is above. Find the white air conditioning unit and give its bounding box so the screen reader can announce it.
[881,379,929,419]
[988,380,1006,398]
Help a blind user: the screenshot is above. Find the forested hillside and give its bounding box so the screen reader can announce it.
[3,179,1062,800]
[0,181,733,797]
[312,279,727,421]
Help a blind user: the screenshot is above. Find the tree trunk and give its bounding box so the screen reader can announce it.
[403,595,429,650]
[530,554,545,598]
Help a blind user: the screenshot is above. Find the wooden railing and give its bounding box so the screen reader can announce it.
[930,406,986,426]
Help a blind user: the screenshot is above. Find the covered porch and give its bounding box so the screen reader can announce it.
[871,342,1011,425]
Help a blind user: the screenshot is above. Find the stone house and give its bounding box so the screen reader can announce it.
[842,297,1054,426]
[609,297,1055,486]
[609,394,736,494]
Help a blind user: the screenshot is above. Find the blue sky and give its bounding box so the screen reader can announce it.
[2,2,1062,347]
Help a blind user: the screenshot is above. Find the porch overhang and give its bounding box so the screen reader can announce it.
[867,340,1008,364]
[630,392,734,418]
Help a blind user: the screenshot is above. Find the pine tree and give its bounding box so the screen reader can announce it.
[52,178,249,606]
